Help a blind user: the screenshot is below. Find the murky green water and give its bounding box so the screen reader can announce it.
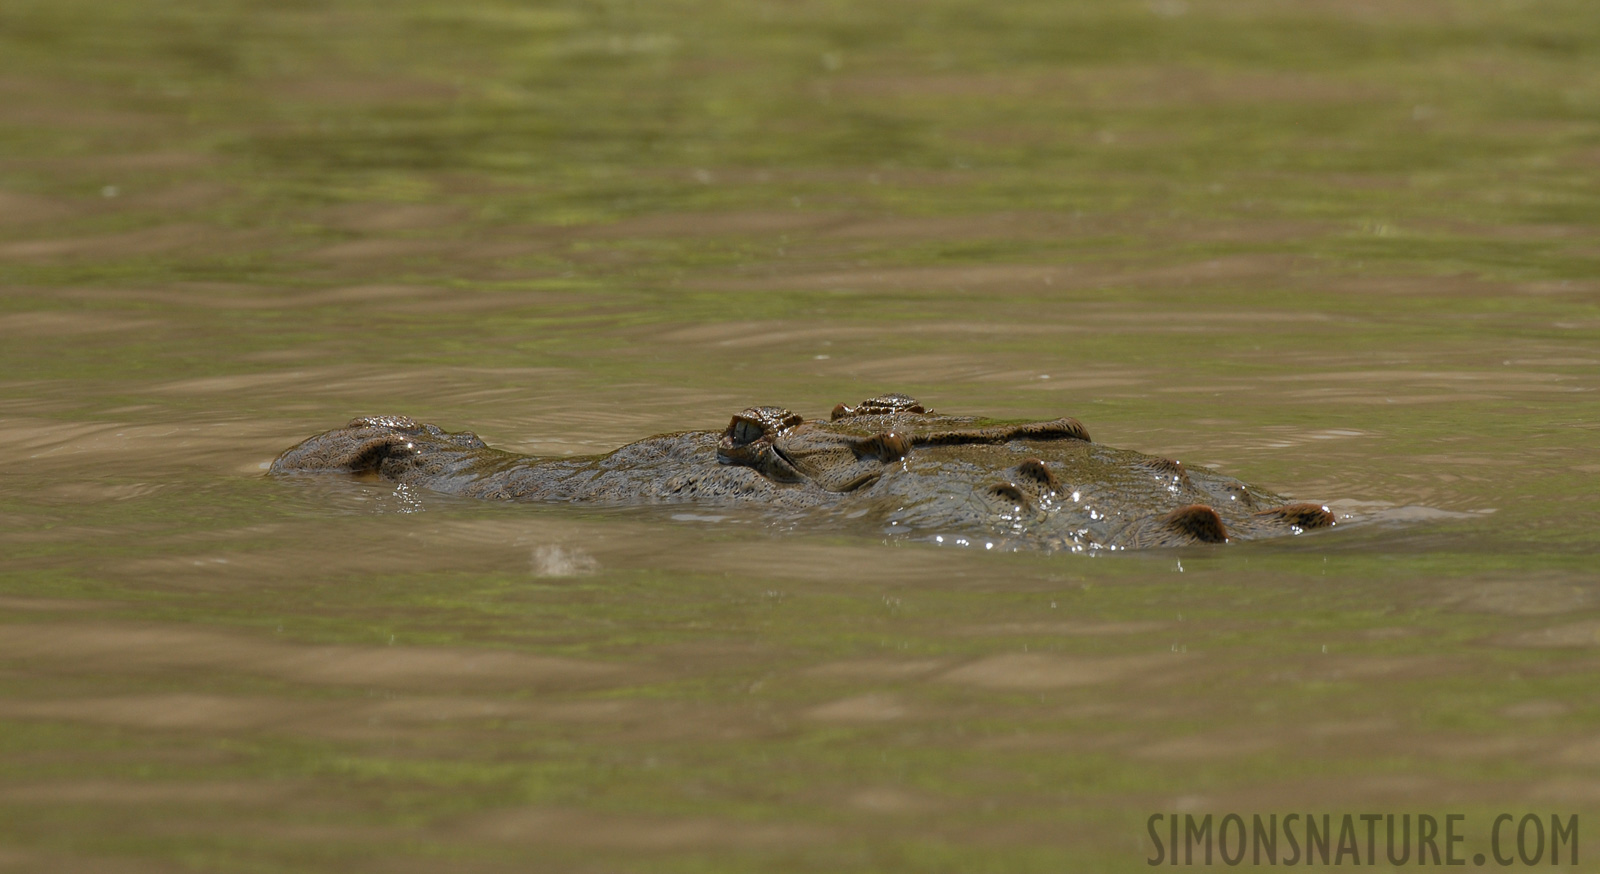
[2,0,1599,870]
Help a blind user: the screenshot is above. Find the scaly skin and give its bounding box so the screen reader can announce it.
[270,394,1334,551]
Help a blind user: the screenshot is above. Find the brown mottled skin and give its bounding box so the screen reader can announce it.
[270,393,1335,551]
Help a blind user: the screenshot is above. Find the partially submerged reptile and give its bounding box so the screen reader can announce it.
[270,393,1335,551]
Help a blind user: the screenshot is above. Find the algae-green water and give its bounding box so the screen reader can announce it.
[2,0,1598,871]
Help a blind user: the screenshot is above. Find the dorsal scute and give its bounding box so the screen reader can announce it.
[832,393,928,420]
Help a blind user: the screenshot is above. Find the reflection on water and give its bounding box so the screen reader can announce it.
[3,0,1600,869]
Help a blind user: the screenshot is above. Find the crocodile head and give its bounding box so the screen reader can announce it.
[716,394,1091,494]
[714,393,1330,550]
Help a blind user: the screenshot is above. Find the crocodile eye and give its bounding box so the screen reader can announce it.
[724,407,802,446]
[728,418,764,446]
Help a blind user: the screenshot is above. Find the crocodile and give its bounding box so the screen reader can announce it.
[270,393,1335,551]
